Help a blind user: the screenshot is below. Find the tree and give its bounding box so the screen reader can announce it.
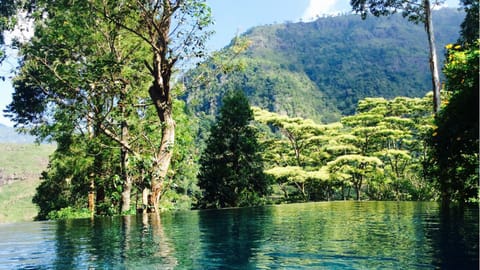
[254,107,339,201]
[100,0,213,211]
[198,90,270,208]
[430,42,479,203]
[341,96,435,200]
[4,0,155,215]
[350,0,443,114]
[429,0,478,204]
[5,0,213,214]
[254,94,436,201]
[326,154,383,200]
[458,0,479,45]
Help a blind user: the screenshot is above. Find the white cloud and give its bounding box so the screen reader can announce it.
[301,0,459,21]
[301,0,343,21]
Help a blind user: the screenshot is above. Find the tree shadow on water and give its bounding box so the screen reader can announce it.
[198,207,272,269]
[426,204,479,269]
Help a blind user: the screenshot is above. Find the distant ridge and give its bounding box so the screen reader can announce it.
[0,123,36,143]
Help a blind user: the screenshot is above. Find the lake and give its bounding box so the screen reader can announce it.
[0,201,477,269]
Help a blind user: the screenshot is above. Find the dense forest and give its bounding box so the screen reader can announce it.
[183,8,464,122]
[1,0,478,219]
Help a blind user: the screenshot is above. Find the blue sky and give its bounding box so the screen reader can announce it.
[0,0,461,126]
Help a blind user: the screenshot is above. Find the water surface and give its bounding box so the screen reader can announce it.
[0,201,478,269]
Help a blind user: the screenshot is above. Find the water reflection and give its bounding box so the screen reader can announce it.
[50,213,179,269]
[0,202,477,269]
[197,207,272,269]
[427,204,479,269]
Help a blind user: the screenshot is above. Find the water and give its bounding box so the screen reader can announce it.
[0,201,477,269]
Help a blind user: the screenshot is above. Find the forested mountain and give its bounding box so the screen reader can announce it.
[183,8,464,122]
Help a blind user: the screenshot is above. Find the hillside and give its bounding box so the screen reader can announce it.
[0,143,55,223]
[183,8,464,122]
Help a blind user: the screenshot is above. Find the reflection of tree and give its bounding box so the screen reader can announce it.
[53,219,81,269]
[146,213,178,268]
[159,211,203,268]
[198,207,272,268]
[121,213,179,269]
[52,214,179,268]
[426,205,479,269]
[54,218,124,268]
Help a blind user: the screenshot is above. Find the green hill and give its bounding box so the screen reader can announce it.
[0,143,55,223]
[183,8,464,122]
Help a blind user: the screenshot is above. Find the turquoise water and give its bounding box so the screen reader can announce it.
[0,201,478,269]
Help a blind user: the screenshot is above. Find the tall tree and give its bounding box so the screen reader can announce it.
[458,0,479,45]
[254,107,338,200]
[198,90,270,208]
[5,0,156,215]
[350,0,444,114]
[428,0,478,204]
[5,0,213,213]
[430,43,479,203]
[100,0,213,211]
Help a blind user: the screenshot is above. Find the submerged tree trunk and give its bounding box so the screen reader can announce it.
[424,0,442,114]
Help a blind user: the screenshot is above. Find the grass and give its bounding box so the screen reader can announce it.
[0,179,40,223]
[0,143,55,223]
[0,143,54,176]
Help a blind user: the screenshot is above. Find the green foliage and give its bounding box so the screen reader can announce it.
[0,0,19,63]
[46,207,91,220]
[3,0,473,220]
[183,9,463,119]
[350,0,443,23]
[458,0,479,45]
[5,0,213,218]
[255,94,436,202]
[198,90,270,208]
[161,99,203,210]
[32,131,125,219]
[430,41,479,203]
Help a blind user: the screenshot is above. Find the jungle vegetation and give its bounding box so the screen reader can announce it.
[182,8,464,121]
[1,1,477,219]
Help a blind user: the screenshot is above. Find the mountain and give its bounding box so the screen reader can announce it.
[0,123,36,143]
[183,8,464,123]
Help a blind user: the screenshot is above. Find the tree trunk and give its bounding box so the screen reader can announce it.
[424,0,442,114]
[120,179,132,213]
[120,144,131,213]
[142,187,150,214]
[149,110,175,212]
[147,70,175,211]
[355,187,360,201]
[137,1,178,212]
[120,94,132,213]
[355,176,363,201]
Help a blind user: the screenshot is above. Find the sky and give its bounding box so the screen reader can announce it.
[0,0,461,126]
